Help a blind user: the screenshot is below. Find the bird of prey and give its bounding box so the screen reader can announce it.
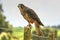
[18,4,44,36]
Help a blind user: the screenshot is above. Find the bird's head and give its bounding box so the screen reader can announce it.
[18,4,25,9]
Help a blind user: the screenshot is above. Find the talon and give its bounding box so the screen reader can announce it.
[29,25,32,29]
[27,24,32,29]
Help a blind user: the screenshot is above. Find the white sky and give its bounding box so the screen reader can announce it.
[1,0,60,27]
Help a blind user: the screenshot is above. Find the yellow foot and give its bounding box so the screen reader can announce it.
[27,24,32,29]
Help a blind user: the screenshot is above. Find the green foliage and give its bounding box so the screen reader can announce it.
[57,29,60,37]
[0,4,12,33]
[51,25,60,29]
[0,4,3,12]
[12,27,24,37]
[1,36,8,40]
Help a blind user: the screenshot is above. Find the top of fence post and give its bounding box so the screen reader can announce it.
[24,25,31,40]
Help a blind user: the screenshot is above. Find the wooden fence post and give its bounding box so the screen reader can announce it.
[24,25,31,40]
[49,31,55,40]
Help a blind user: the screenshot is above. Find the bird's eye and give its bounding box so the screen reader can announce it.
[21,6,23,9]
[20,4,24,9]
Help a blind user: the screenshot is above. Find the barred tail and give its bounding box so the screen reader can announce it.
[34,20,44,36]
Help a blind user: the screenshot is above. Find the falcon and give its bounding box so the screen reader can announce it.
[18,4,44,36]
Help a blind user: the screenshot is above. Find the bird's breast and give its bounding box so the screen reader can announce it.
[21,13,34,24]
[19,8,33,23]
